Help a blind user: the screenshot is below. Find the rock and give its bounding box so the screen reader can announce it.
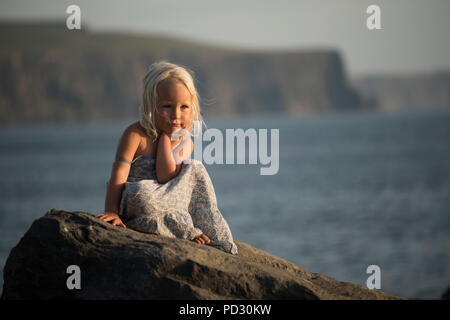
[441,287,450,300]
[1,209,402,300]
[353,71,450,111]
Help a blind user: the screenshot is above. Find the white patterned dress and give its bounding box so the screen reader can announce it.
[118,155,238,254]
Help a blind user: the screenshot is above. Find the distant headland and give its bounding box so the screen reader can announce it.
[0,22,448,125]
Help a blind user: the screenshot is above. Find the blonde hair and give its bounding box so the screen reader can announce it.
[139,61,205,142]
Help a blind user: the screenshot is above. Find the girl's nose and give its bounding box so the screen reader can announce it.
[171,106,181,119]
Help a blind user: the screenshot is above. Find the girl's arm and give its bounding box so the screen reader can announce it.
[104,162,130,214]
[156,132,193,184]
[97,124,141,227]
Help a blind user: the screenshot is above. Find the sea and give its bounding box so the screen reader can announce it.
[1,108,449,299]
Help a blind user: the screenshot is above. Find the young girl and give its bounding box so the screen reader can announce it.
[96,61,238,254]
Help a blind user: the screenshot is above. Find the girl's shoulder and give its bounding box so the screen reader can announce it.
[125,121,157,156]
[117,122,148,149]
[123,121,155,142]
[127,121,146,136]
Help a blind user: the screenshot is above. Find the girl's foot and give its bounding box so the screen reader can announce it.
[191,234,210,245]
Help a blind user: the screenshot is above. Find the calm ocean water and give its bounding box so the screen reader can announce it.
[1,109,449,299]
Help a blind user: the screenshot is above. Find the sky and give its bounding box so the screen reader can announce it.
[1,0,449,78]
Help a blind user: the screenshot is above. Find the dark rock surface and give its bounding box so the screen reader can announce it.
[1,209,402,300]
[441,287,450,300]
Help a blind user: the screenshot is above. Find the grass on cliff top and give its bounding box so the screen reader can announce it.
[0,21,242,56]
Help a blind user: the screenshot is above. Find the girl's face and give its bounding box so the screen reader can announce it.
[155,78,193,135]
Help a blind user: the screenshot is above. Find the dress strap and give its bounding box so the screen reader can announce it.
[115,157,132,165]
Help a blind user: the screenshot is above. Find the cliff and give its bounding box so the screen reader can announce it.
[0,22,363,125]
[353,71,450,111]
[1,209,402,300]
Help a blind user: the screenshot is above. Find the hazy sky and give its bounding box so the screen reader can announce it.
[1,0,449,78]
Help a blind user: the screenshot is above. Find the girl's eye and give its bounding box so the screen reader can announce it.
[182,105,189,109]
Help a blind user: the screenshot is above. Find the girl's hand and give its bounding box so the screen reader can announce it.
[191,234,210,245]
[96,212,127,229]
[160,131,183,147]
[158,123,182,137]
[170,135,183,149]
